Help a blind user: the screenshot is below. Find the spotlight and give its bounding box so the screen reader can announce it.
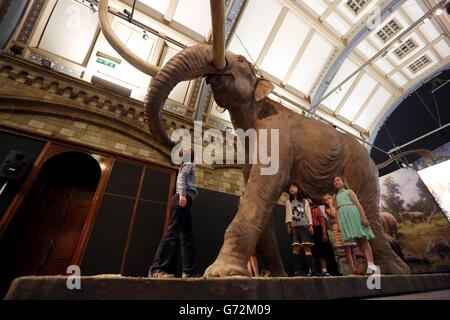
[393,39,402,49]
[142,30,149,40]
[434,8,443,16]
[335,87,342,94]
[124,9,132,21]
[424,17,430,23]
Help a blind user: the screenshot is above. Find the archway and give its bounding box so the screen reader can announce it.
[0,151,101,294]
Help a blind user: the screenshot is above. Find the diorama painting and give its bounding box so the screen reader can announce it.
[418,160,450,223]
[378,142,450,274]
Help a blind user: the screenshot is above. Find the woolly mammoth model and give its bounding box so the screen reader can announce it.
[98,0,424,276]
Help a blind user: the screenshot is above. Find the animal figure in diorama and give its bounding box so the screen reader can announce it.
[379,211,399,239]
[98,0,432,276]
[400,211,428,224]
[379,211,405,261]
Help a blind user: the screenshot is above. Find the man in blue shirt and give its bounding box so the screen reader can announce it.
[149,149,199,278]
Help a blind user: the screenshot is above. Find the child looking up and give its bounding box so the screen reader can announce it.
[285,183,318,276]
[333,176,378,275]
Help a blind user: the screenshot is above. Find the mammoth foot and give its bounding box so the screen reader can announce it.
[377,258,411,275]
[204,257,289,278]
[262,259,288,277]
[204,257,249,278]
[264,268,288,278]
[373,240,411,275]
[260,256,288,277]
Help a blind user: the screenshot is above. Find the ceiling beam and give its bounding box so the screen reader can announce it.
[281,0,345,49]
[334,70,365,115]
[351,50,403,94]
[310,0,407,113]
[424,0,450,35]
[224,0,248,43]
[362,35,411,83]
[398,6,445,61]
[320,0,344,22]
[352,82,382,124]
[119,0,207,43]
[330,2,358,29]
[367,57,450,151]
[280,0,402,111]
[164,0,178,22]
[255,7,288,65]
[386,34,446,77]
[282,0,403,101]
[282,28,315,85]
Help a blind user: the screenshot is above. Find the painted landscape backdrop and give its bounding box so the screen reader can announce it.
[378,142,450,273]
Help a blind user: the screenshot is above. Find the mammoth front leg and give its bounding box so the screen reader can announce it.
[204,164,290,277]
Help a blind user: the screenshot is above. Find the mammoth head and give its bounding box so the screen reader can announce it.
[206,53,274,107]
[98,0,273,149]
[144,45,274,148]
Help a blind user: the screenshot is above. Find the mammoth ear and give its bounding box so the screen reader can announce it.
[254,78,274,102]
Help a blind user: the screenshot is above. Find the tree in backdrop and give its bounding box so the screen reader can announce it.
[381,176,405,220]
[406,178,437,216]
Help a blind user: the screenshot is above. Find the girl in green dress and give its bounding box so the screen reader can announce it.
[333,176,378,275]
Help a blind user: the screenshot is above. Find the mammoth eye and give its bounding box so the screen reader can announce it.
[237,56,245,63]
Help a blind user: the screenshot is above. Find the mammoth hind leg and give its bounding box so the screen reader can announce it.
[344,162,410,274]
[255,215,287,277]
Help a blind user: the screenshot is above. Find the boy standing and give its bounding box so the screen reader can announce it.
[149,149,199,278]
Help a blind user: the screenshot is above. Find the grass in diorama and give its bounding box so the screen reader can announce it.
[398,214,450,273]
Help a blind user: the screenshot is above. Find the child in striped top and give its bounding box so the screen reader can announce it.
[323,194,360,275]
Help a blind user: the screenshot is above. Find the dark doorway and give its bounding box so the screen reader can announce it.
[0,151,101,295]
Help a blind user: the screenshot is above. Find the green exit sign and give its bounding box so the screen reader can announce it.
[96,57,116,68]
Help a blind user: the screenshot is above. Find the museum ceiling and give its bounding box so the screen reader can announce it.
[3,0,450,153]
[372,67,450,175]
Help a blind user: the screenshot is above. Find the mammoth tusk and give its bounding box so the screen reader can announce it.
[98,0,160,77]
[210,0,226,70]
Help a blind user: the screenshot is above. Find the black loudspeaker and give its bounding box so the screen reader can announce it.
[0,150,32,181]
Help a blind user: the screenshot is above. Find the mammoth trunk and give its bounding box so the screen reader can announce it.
[144,44,217,148]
